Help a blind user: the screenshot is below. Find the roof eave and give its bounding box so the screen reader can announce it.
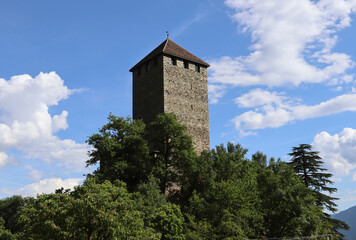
[162,53,210,67]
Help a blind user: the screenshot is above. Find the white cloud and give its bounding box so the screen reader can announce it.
[0,152,19,168]
[0,72,89,171]
[25,165,44,181]
[52,111,69,132]
[233,89,356,133]
[234,88,290,108]
[208,84,227,104]
[209,0,356,102]
[313,128,356,176]
[1,178,83,197]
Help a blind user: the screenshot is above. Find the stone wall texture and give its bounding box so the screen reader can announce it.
[132,54,210,153]
[133,55,164,125]
[162,55,210,153]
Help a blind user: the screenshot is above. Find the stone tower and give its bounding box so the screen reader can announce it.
[130,38,210,153]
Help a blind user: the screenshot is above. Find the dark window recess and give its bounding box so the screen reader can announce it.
[195,64,200,72]
[191,105,194,110]
[145,63,150,72]
[171,58,177,65]
[184,61,189,69]
[137,68,141,75]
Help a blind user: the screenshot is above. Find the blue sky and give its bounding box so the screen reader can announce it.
[0,0,356,212]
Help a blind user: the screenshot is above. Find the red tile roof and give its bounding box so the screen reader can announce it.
[129,38,210,72]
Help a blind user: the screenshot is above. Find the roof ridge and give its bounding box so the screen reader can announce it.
[162,38,169,52]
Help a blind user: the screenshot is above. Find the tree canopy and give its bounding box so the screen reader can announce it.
[19,179,159,240]
[288,144,349,236]
[0,114,349,239]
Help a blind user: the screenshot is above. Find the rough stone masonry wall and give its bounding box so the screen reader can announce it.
[133,55,164,125]
[162,55,210,153]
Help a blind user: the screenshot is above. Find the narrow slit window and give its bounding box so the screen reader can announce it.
[191,105,193,110]
[195,64,200,72]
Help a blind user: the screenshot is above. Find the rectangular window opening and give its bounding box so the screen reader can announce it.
[184,61,189,69]
[195,64,200,72]
[171,57,177,66]
[145,63,150,72]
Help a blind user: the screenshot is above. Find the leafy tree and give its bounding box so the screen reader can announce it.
[19,179,159,240]
[86,113,197,198]
[288,144,349,235]
[86,114,150,191]
[148,113,197,196]
[150,203,185,240]
[0,217,16,240]
[135,174,167,223]
[258,159,325,238]
[185,143,262,239]
[181,150,216,204]
[0,195,34,236]
[251,151,267,170]
[210,143,249,182]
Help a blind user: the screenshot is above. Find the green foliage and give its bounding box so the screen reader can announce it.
[2,114,347,239]
[86,114,150,191]
[0,217,16,240]
[148,113,197,196]
[258,159,325,237]
[288,144,336,197]
[135,174,167,223]
[0,195,34,237]
[288,144,349,235]
[252,151,267,170]
[19,179,159,240]
[150,203,185,240]
[210,142,249,182]
[185,143,262,239]
[184,214,212,240]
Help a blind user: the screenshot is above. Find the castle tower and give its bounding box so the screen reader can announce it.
[130,38,210,153]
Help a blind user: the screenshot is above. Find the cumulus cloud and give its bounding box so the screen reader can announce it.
[0,72,89,171]
[313,128,356,177]
[1,178,83,197]
[233,89,356,133]
[209,0,356,102]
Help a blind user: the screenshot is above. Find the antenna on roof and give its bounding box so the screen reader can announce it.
[166,31,169,39]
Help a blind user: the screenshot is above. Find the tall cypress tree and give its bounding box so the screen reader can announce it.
[288,144,349,235]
